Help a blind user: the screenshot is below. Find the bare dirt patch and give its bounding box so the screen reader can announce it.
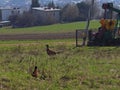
[0,32,77,40]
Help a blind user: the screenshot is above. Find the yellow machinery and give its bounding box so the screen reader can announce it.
[87,3,120,46]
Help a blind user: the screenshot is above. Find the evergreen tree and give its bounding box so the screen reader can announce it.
[48,1,55,8]
[31,0,40,8]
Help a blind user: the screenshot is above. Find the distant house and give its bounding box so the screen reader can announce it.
[0,7,12,21]
[0,21,10,27]
[31,0,61,24]
[32,7,61,24]
[0,7,25,21]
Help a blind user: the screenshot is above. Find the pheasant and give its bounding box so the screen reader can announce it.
[46,44,57,56]
[32,66,38,78]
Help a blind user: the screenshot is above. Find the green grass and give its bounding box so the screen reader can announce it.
[0,39,120,90]
[0,20,100,35]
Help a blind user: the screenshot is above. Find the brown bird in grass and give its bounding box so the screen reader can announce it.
[32,66,38,78]
[46,44,57,56]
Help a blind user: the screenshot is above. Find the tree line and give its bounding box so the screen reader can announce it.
[9,1,102,28]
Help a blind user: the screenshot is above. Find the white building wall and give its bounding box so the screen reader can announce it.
[0,7,27,21]
[32,8,61,24]
[1,9,12,21]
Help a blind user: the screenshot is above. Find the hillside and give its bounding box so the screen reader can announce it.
[0,21,100,35]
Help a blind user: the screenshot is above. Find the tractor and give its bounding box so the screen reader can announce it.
[87,3,120,46]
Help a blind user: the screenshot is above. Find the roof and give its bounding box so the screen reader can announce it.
[0,21,10,24]
[32,7,61,12]
[0,7,22,10]
[0,7,13,10]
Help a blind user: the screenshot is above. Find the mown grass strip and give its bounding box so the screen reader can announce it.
[0,20,100,34]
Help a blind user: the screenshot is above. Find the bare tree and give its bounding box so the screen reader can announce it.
[61,4,79,22]
[77,2,90,21]
[84,0,101,19]
[41,14,58,25]
[9,11,39,28]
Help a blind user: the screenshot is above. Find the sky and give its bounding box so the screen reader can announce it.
[0,0,120,7]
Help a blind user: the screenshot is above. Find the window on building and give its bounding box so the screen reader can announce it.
[11,11,14,14]
[53,12,55,16]
[18,11,20,14]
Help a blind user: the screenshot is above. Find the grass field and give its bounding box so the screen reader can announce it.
[0,39,120,90]
[0,20,100,35]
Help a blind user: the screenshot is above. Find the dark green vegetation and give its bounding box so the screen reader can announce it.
[0,20,100,35]
[0,39,120,90]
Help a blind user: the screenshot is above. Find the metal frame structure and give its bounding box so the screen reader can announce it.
[75,0,94,47]
[76,30,82,47]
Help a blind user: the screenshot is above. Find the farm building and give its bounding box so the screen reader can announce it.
[0,7,26,21]
[32,7,61,24]
[0,7,13,21]
[31,0,61,24]
[0,21,10,27]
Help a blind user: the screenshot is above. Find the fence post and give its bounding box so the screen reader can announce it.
[76,30,78,47]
